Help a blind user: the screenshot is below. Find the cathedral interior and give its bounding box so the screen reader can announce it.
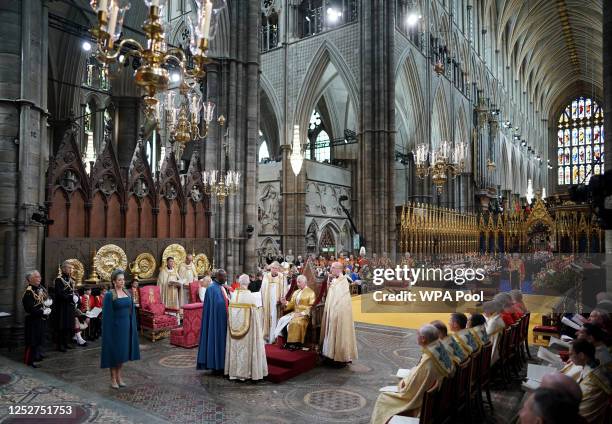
[1,0,611,423]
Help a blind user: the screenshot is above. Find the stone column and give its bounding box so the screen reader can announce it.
[280,145,306,257]
[0,0,48,339]
[357,0,396,256]
[114,97,141,168]
[211,0,260,277]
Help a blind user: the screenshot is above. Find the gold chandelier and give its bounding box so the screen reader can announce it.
[201,125,240,205]
[156,82,219,149]
[202,170,240,205]
[414,141,467,194]
[88,0,225,116]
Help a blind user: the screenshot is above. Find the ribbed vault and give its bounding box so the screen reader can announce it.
[493,0,602,117]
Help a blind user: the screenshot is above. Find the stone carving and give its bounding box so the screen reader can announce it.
[97,174,117,196]
[191,185,203,202]
[60,170,79,192]
[258,184,279,234]
[165,182,178,201]
[133,176,149,198]
[306,221,318,252]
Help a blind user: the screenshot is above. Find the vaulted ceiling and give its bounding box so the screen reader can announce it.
[492,0,602,117]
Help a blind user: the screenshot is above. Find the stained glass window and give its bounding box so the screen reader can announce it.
[557,96,604,185]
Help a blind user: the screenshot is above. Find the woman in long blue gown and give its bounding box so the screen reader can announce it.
[101,269,140,389]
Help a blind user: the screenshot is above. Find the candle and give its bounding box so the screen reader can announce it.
[200,1,213,39]
[107,3,119,37]
[97,0,108,12]
[151,0,159,6]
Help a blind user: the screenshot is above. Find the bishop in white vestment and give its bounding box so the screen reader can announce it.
[224,274,268,381]
[320,262,358,363]
[157,257,183,310]
[260,262,288,343]
[178,254,198,306]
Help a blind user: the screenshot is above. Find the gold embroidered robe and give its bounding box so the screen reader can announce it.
[224,289,268,381]
[280,286,316,343]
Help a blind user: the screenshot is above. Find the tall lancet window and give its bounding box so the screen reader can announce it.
[259,141,270,162]
[260,0,279,52]
[556,97,604,186]
[307,110,331,163]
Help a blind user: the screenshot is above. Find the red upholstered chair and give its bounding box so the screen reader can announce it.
[188,281,202,304]
[532,314,560,344]
[138,285,179,341]
[170,302,203,348]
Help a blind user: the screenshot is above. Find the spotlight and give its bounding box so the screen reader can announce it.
[82,40,92,52]
[327,7,341,22]
[406,12,421,26]
[118,54,125,63]
[171,72,181,83]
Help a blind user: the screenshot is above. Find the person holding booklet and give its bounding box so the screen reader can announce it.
[370,324,452,424]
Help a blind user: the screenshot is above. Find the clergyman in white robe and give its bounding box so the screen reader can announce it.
[157,258,183,310]
[260,262,288,343]
[178,255,198,306]
[224,275,268,381]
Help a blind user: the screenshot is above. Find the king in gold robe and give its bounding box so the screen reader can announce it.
[157,258,183,310]
[371,338,452,424]
[260,263,287,343]
[320,263,358,363]
[274,276,315,345]
[224,284,268,381]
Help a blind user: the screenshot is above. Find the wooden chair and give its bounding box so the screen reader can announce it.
[492,327,508,384]
[433,374,455,424]
[521,312,532,360]
[479,341,494,411]
[469,347,483,421]
[453,358,472,422]
[391,381,440,424]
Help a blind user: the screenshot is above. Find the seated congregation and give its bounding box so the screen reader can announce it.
[370,291,612,424]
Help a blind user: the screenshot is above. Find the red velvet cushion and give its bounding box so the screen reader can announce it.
[533,325,558,332]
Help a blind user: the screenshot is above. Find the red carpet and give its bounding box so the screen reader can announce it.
[265,343,317,383]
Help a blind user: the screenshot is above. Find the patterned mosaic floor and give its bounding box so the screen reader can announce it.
[0,323,527,423]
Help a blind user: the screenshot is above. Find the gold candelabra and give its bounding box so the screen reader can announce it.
[414,141,466,193]
[89,0,224,117]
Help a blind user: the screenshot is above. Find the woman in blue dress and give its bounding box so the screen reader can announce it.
[101,269,140,389]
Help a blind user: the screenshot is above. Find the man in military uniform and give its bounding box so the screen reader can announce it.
[54,261,78,352]
[22,270,51,367]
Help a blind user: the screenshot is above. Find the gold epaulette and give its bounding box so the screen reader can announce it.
[22,285,33,297]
